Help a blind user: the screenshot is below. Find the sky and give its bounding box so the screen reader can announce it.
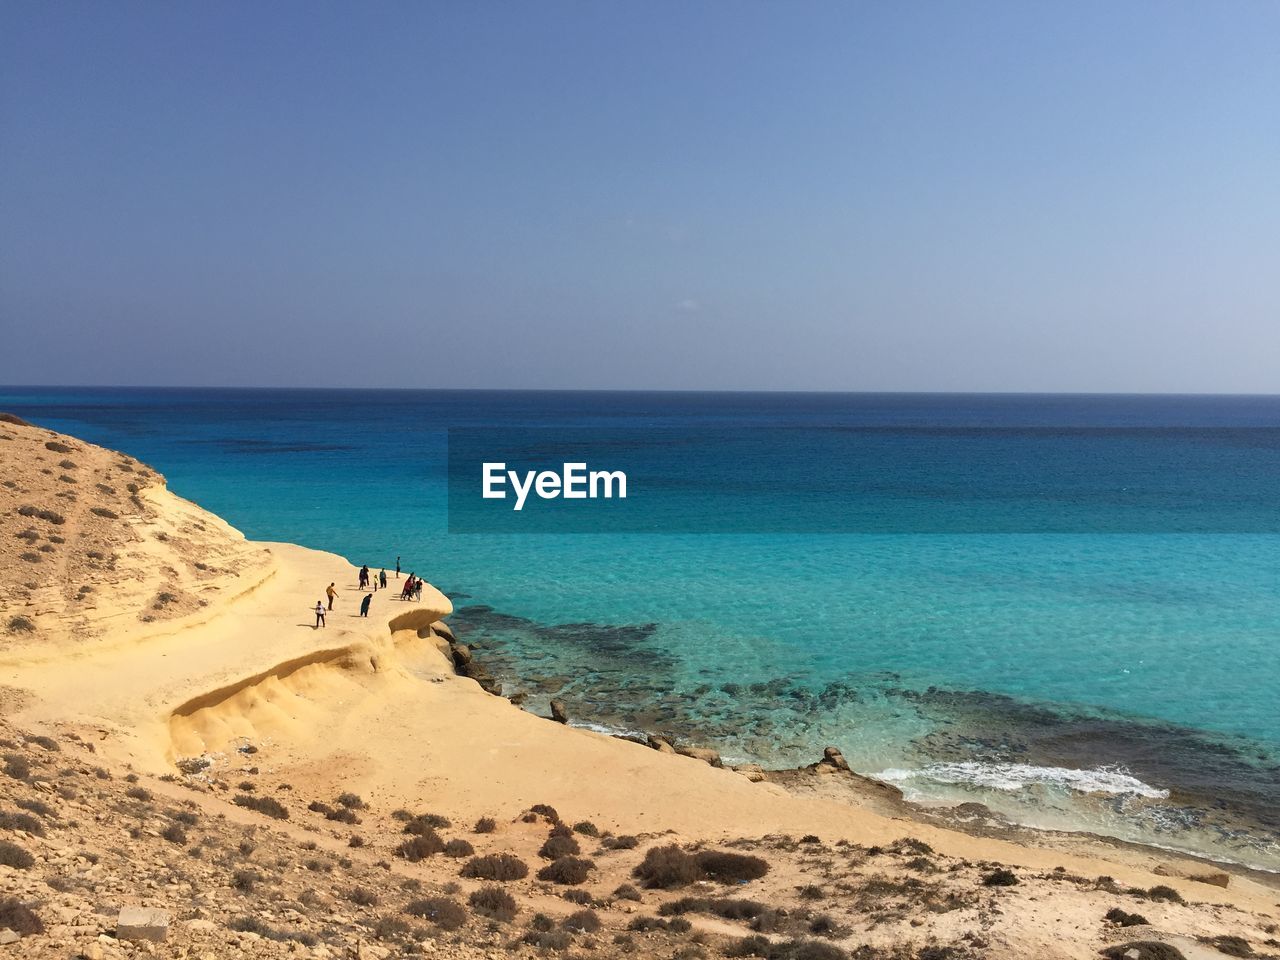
[1,1,1277,392]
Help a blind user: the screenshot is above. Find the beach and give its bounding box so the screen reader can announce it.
[2,415,1277,958]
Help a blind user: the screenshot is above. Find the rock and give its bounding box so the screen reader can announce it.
[82,944,105,960]
[819,746,851,772]
[732,763,766,782]
[647,735,676,754]
[676,745,723,767]
[0,929,20,945]
[1152,862,1229,888]
[184,918,218,933]
[448,643,472,667]
[430,620,455,642]
[117,906,170,942]
[549,700,569,724]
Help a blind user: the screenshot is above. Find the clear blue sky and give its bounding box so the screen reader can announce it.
[1,2,1277,391]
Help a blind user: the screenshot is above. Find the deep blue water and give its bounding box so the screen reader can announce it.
[3,387,1278,866]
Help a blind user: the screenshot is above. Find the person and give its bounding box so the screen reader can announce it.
[401,575,414,601]
[413,579,423,601]
[359,592,372,617]
[379,568,387,589]
[359,565,369,589]
[314,601,326,628]
[395,556,401,579]
[326,582,338,610]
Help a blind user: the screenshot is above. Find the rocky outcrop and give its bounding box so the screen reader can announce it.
[808,746,851,775]
[550,699,569,724]
[646,734,676,754]
[676,744,723,767]
[117,906,169,942]
[1153,862,1230,888]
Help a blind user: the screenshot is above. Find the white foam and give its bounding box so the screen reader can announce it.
[876,761,1169,799]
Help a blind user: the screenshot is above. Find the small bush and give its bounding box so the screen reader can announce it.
[2,756,30,781]
[161,824,188,845]
[981,868,1019,887]
[405,897,467,930]
[468,886,517,922]
[233,794,288,819]
[347,887,379,907]
[25,735,57,752]
[44,441,73,453]
[603,834,639,850]
[348,835,365,848]
[1146,885,1184,904]
[394,831,444,862]
[1104,907,1149,927]
[461,853,529,881]
[634,844,701,888]
[537,856,594,885]
[372,915,411,940]
[613,883,642,901]
[523,929,572,951]
[539,833,581,860]
[474,816,497,833]
[326,807,360,824]
[14,798,53,818]
[0,811,44,836]
[562,888,593,905]
[307,800,333,815]
[573,820,600,837]
[529,803,560,822]
[336,791,365,809]
[6,616,35,634]
[0,840,35,869]
[443,838,475,858]
[0,897,43,936]
[91,507,119,519]
[562,909,601,932]
[695,850,769,884]
[125,785,153,802]
[405,812,450,832]
[231,869,259,892]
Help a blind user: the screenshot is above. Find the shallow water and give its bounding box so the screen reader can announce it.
[4,387,1277,867]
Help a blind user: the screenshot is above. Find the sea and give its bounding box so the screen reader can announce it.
[3,387,1277,869]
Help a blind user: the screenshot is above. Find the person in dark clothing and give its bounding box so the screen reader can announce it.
[359,593,372,617]
[359,565,370,589]
[395,556,401,579]
[379,569,387,589]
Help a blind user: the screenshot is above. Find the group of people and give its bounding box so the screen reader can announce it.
[312,555,414,628]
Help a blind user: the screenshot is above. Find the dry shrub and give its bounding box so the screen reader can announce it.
[613,883,642,901]
[539,833,581,860]
[633,844,701,888]
[473,816,497,833]
[529,803,559,821]
[336,792,365,809]
[406,897,467,930]
[461,853,529,881]
[0,841,35,870]
[603,834,639,850]
[536,856,593,885]
[523,929,572,951]
[443,838,475,858]
[161,824,187,845]
[0,810,45,835]
[373,915,411,940]
[468,886,518,922]
[695,850,769,883]
[347,887,379,907]
[395,832,444,862]
[981,869,1018,887]
[573,820,600,837]
[233,794,288,819]
[405,812,450,832]
[562,909,601,932]
[0,897,42,936]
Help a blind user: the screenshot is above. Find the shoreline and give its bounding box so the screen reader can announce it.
[3,416,1278,958]
[442,599,1280,876]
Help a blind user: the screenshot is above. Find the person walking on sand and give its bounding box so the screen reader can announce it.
[359,592,372,617]
[326,582,338,610]
[314,601,326,628]
[395,556,401,579]
[379,568,387,589]
[400,575,414,601]
[359,565,370,589]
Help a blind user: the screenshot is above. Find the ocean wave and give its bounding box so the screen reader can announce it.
[876,761,1169,799]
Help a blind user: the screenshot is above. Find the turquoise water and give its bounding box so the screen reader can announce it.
[4,388,1277,866]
